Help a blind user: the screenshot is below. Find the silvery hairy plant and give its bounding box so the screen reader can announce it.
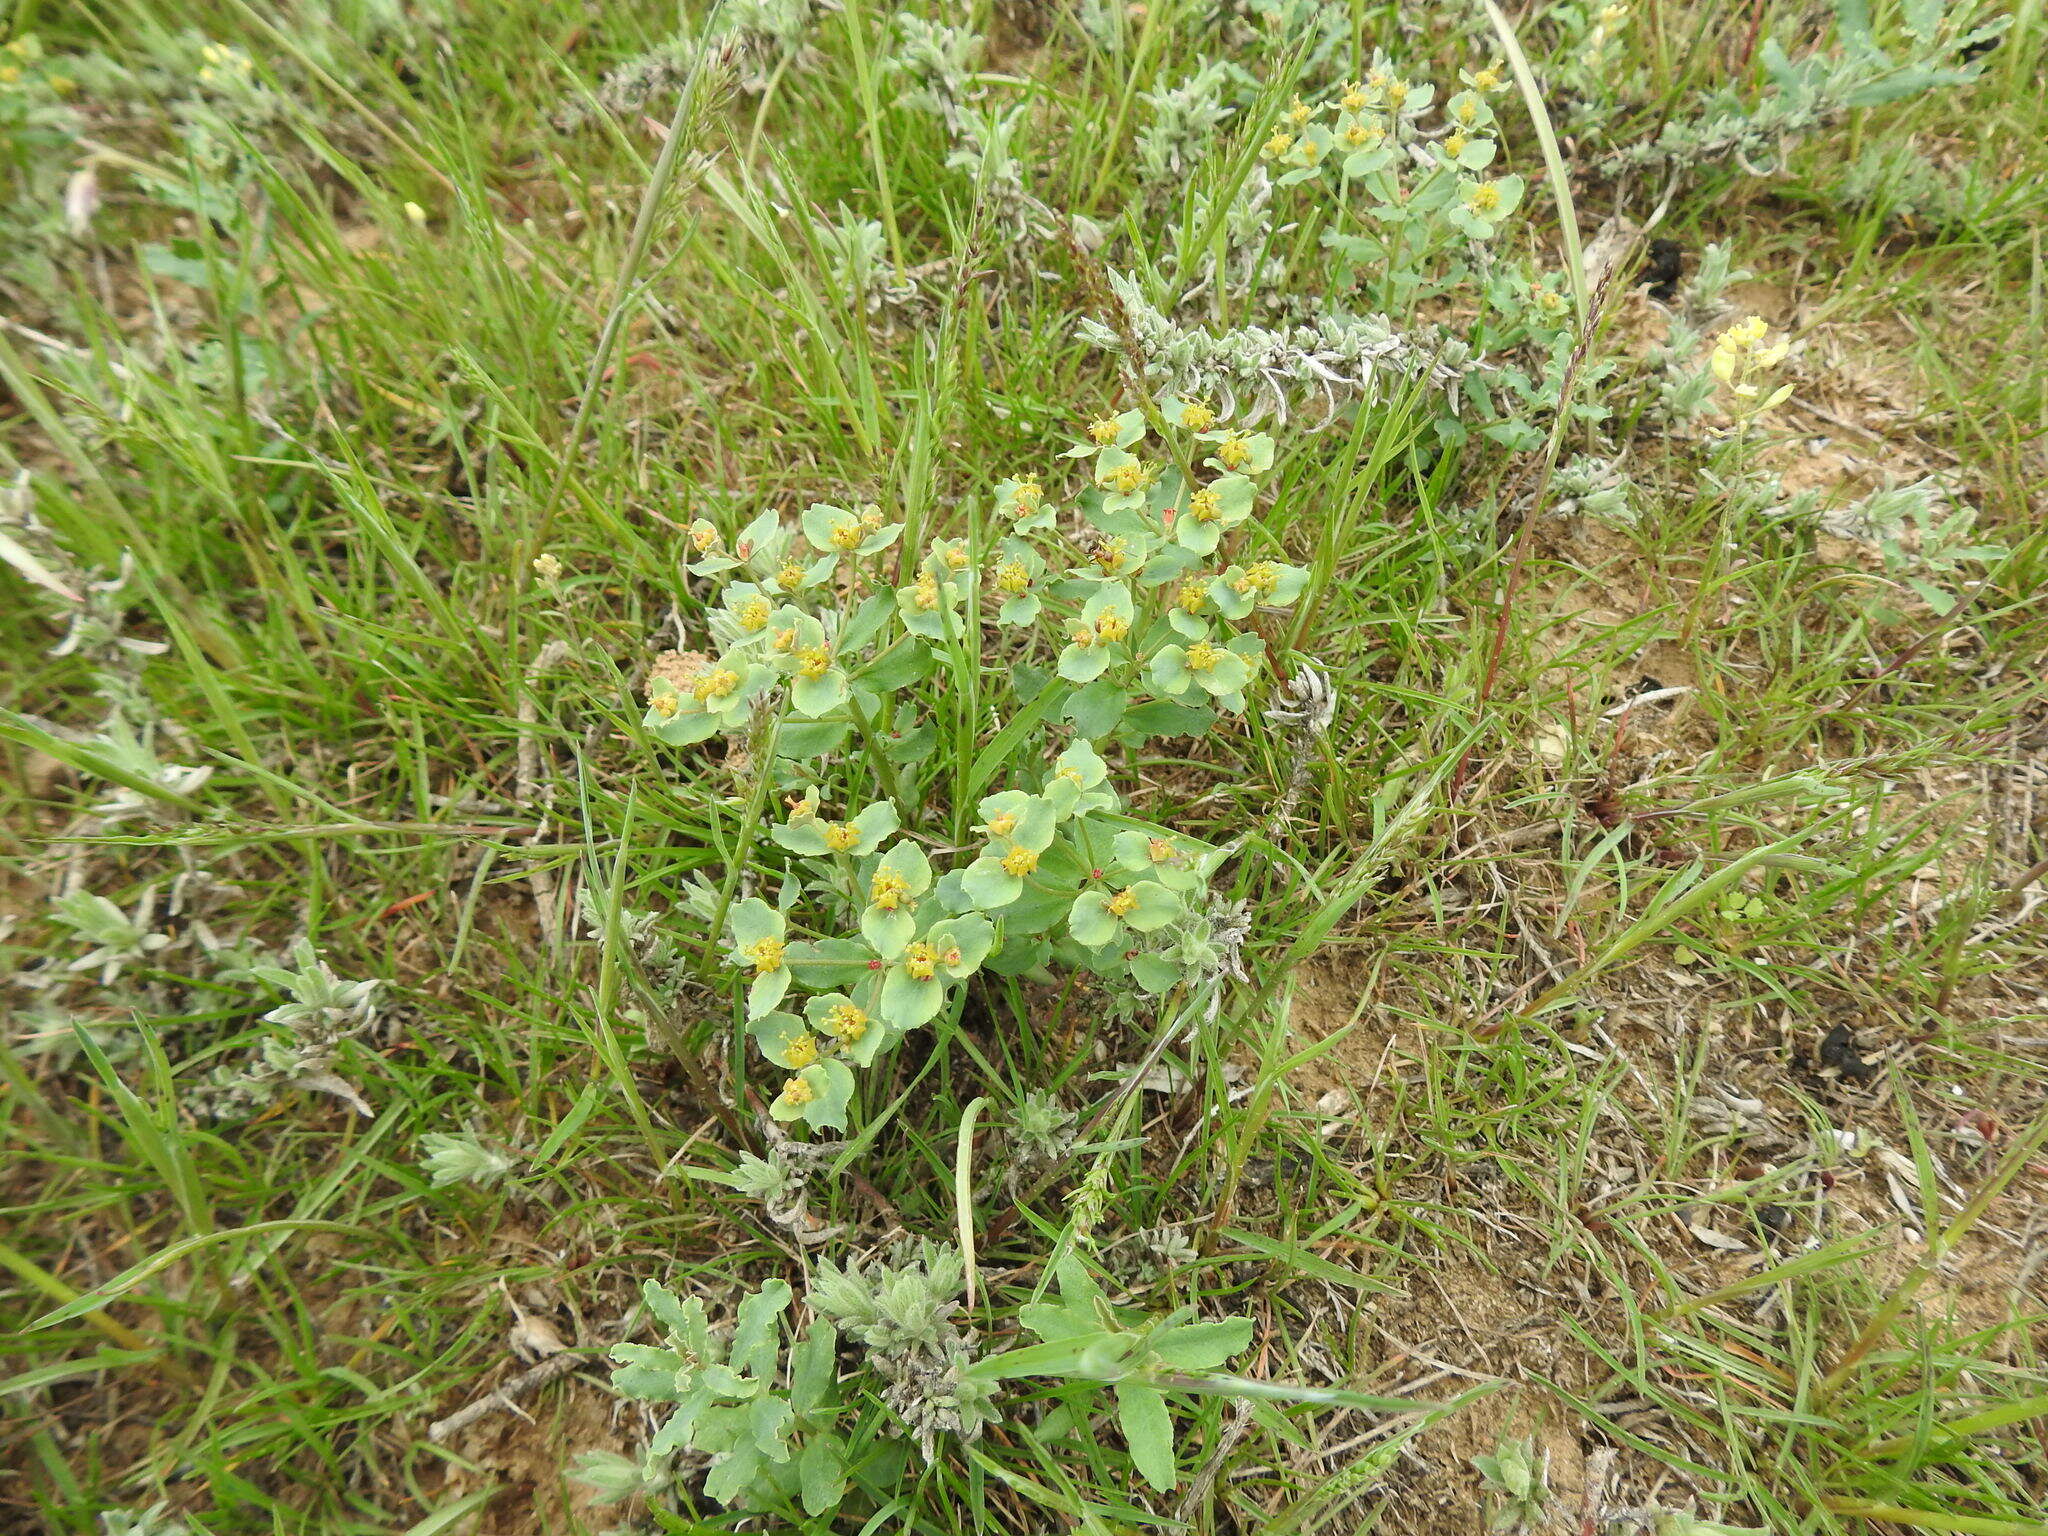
[419,1132,516,1189]
[47,888,172,986]
[1137,61,1240,182]
[1594,0,2006,178]
[211,939,380,1117]
[1080,271,1477,427]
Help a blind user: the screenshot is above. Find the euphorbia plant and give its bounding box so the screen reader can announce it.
[642,401,1311,1131]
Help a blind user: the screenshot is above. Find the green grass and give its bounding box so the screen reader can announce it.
[4,1,2047,1533]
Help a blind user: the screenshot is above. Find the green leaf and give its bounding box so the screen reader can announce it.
[747,1392,796,1462]
[1065,679,1131,740]
[776,719,852,759]
[1116,1382,1178,1491]
[1068,891,1116,948]
[730,1281,791,1381]
[961,858,1023,910]
[1119,699,1213,742]
[703,1436,762,1505]
[1150,1317,1253,1370]
[1058,642,1112,684]
[799,1430,848,1516]
[790,669,849,717]
[861,903,916,956]
[789,1322,840,1413]
[1130,951,1180,991]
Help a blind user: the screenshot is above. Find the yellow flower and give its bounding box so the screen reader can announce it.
[1175,579,1207,614]
[693,667,740,702]
[1185,641,1222,672]
[1444,131,1467,159]
[1341,84,1368,113]
[1472,66,1504,93]
[912,571,940,611]
[870,870,911,910]
[796,644,832,680]
[1095,610,1130,643]
[1233,561,1278,597]
[1104,461,1146,497]
[785,1033,820,1069]
[1088,416,1121,444]
[985,809,1019,838]
[1000,844,1040,877]
[830,521,864,551]
[780,1075,815,1107]
[823,821,861,852]
[1262,131,1295,160]
[775,560,806,591]
[859,506,886,532]
[1711,316,1793,404]
[1286,97,1312,126]
[1464,181,1503,217]
[903,941,940,981]
[825,1003,868,1040]
[688,520,720,553]
[737,595,772,631]
[744,936,786,974]
[1177,400,1216,432]
[992,558,1031,594]
[1106,888,1139,919]
[650,691,680,719]
[1214,435,1252,470]
[1091,535,1131,573]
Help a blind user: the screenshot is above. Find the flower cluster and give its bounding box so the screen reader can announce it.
[1262,54,1523,244]
[1709,316,1793,411]
[642,407,1310,1131]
